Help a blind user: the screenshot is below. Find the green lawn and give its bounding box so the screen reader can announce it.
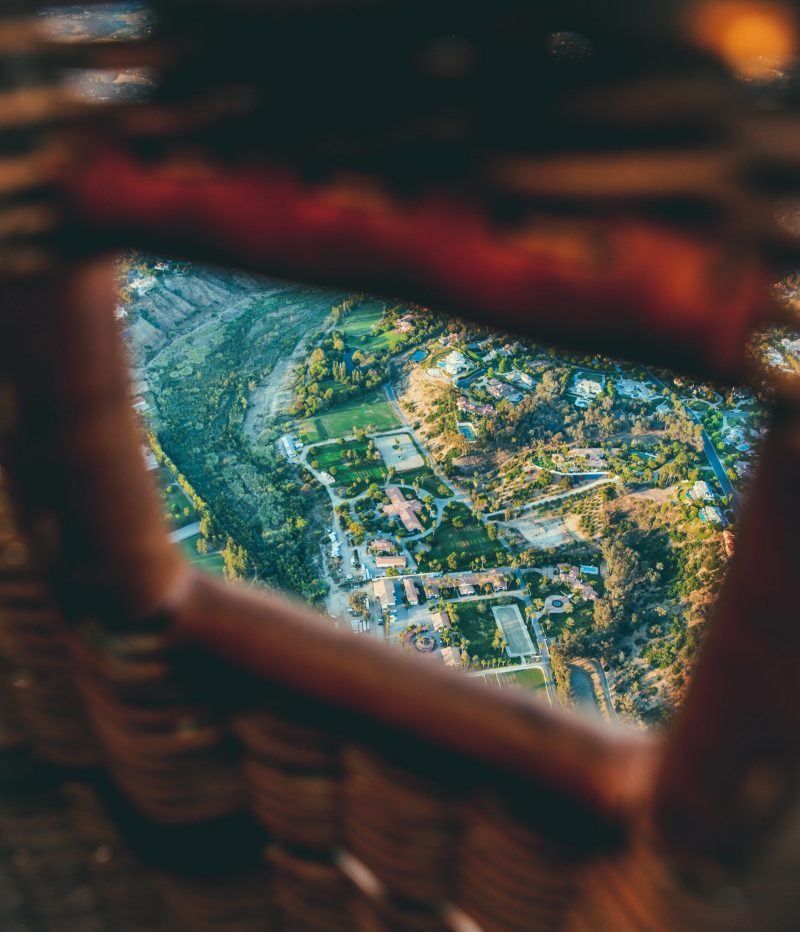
[449,597,528,661]
[157,468,198,530]
[296,389,401,442]
[340,300,385,338]
[478,666,547,695]
[508,667,547,691]
[178,534,225,575]
[417,502,505,571]
[307,439,386,492]
[340,301,404,354]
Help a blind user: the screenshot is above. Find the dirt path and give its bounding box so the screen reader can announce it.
[243,315,334,444]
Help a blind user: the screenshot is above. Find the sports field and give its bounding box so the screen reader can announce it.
[492,604,535,657]
[477,666,548,697]
[296,389,401,443]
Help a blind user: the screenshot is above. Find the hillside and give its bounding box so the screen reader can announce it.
[125,259,347,600]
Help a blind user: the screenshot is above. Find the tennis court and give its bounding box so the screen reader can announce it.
[491,604,535,657]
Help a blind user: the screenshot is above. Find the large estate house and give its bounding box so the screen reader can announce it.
[383,486,424,533]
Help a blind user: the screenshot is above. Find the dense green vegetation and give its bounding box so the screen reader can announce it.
[157,468,197,529]
[148,287,340,599]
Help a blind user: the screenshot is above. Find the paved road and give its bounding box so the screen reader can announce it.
[648,373,738,509]
[169,521,201,543]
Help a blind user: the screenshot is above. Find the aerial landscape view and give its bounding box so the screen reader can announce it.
[120,255,798,728]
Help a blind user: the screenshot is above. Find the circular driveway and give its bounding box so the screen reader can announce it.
[544,594,571,613]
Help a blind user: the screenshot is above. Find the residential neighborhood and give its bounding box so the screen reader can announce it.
[125,258,777,728]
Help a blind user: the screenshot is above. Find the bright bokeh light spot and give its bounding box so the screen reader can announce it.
[689,1,796,79]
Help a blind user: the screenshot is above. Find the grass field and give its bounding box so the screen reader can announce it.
[340,300,403,354]
[449,597,528,660]
[296,389,401,443]
[477,666,548,696]
[157,468,198,529]
[179,534,225,575]
[340,300,384,337]
[417,502,505,571]
[307,439,386,492]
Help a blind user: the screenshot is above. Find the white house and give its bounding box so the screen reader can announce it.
[573,378,603,403]
[437,351,472,381]
[689,480,715,503]
[616,379,656,402]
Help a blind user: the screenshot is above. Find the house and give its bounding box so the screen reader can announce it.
[114,305,128,320]
[457,397,495,418]
[403,577,419,605]
[280,434,297,460]
[556,564,599,601]
[456,573,479,587]
[484,378,523,404]
[722,426,746,446]
[508,370,534,389]
[142,448,158,471]
[131,396,149,414]
[395,314,415,334]
[568,447,608,472]
[573,377,603,403]
[375,554,407,569]
[616,379,656,401]
[458,583,475,597]
[369,539,396,554]
[373,578,397,609]
[424,579,442,599]
[383,486,424,533]
[437,350,472,381]
[701,506,725,526]
[689,480,715,503]
[484,570,508,591]
[430,611,451,631]
[440,646,463,668]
